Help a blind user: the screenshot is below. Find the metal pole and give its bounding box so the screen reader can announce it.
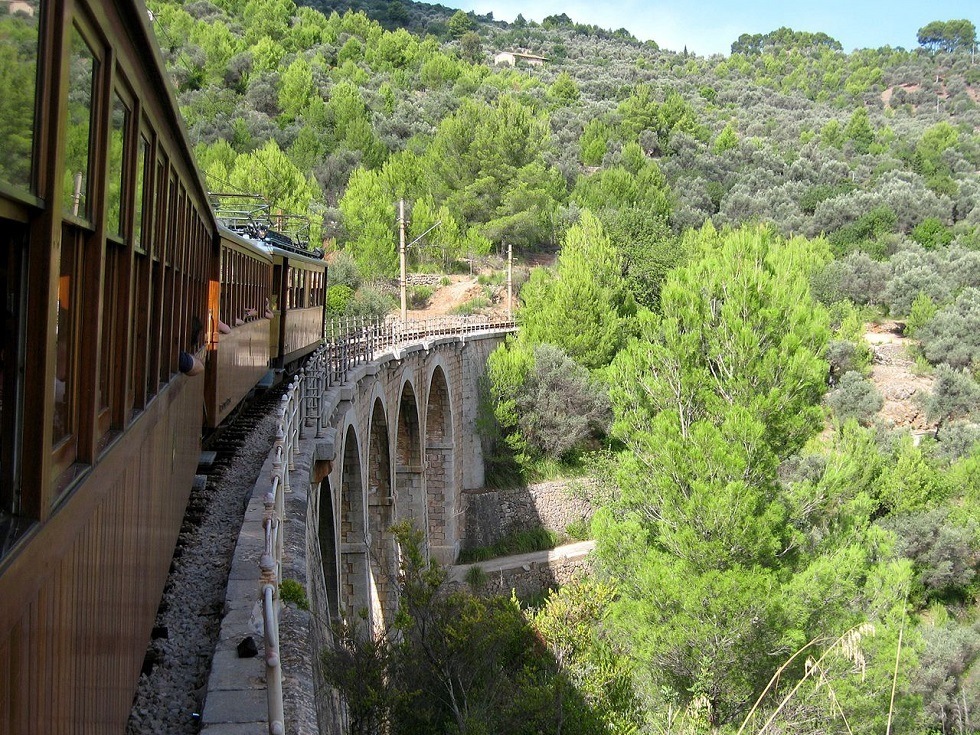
[507,241,513,321]
[399,199,407,323]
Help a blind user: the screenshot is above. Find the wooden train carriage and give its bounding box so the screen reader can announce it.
[269,246,326,368]
[204,226,274,428]
[0,0,217,730]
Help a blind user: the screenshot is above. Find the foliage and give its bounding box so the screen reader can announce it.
[920,364,980,430]
[343,285,396,319]
[322,523,624,734]
[917,288,980,371]
[596,227,848,725]
[916,19,977,53]
[518,211,633,370]
[825,370,883,427]
[912,614,980,734]
[458,527,561,564]
[883,509,978,602]
[326,284,354,315]
[279,578,309,610]
[485,340,610,466]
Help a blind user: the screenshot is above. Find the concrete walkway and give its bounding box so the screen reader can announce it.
[447,540,595,590]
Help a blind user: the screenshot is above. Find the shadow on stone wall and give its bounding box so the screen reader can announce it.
[456,478,597,602]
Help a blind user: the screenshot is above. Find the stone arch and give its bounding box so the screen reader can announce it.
[317,476,339,622]
[425,364,456,565]
[367,397,396,631]
[395,379,425,536]
[339,424,368,623]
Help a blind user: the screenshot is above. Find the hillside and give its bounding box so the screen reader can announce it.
[146,3,980,733]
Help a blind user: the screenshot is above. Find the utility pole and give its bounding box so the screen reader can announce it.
[399,199,407,323]
[397,200,441,323]
[507,241,513,321]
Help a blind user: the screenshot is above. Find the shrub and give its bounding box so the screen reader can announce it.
[883,509,978,601]
[280,579,309,610]
[345,286,396,319]
[520,344,611,459]
[408,285,433,308]
[457,528,561,564]
[921,365,980,429]
[449,296,489,315]
[904,292,938,337]
[464,565,488,589]
[917,288,980,370]
[326,284,354,315]
[912,617,980,732]
[328,250,361,290]
[825,339,859,383]
[825,371,883,426]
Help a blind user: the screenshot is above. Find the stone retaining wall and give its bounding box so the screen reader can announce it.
[461,479,595,550]
[447,541,595,600]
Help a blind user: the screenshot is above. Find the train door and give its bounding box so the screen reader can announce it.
[0,222,28,555]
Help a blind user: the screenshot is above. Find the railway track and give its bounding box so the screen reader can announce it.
[127,383,288,735]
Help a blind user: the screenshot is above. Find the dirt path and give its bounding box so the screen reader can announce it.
[864,321,936,433]
[406,274,510,319]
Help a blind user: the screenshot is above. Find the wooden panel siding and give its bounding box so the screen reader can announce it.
[0,376,204,734]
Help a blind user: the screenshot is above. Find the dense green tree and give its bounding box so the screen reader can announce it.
[595,226,843,724]
[917,19,977,53]
[227,139,320,229]
[518,211,632,370]
[446,9,474,38]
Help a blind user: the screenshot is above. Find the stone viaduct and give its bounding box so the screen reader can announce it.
[310,327,508,633]
[201,322,515,733]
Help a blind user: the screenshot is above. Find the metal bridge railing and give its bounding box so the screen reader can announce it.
[260,315,515,733]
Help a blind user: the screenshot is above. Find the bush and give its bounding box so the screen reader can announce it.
[904,292,938,337]
[912,617,980,733]
[326,284,354,315]
[921,365,980,429]
[328,250,361,290]
[825,339,860,383]
[917,288,980,370]
[520,344,611,459]
[464,565,488,589]
[449,296,490,315]
[883,509,978,601]
[280,579,309,610]
[825,371,883,426]
[457,527,561,564]
[345,286,396,319]
[408,285,433,308]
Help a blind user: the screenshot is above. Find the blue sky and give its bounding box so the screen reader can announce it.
[451,0,979,56]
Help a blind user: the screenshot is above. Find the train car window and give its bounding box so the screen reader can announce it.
[129,132,152,415]
[0,224,31,556]
[133,135,148,252]
[52,225,81,476]
[219,248,228,327]
[106,93,128,240]
[62,25,97,221]
[0,0,40,195]
[271,263,281,312]
[98,239,123,447]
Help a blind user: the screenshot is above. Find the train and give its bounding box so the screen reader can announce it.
[0,0,326,730]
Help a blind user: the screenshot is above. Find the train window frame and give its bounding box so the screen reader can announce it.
[0,220,32,556]
[105,90,129,242]
[129,125,153,416]
[61,20,100,225]
[0,0,43,200]
[97,78,136,447]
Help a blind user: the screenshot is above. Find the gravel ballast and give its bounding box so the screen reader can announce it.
[127,394,283,735]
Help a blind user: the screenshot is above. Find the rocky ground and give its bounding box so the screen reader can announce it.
[126,401,281,735]
[864,320,936,434]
